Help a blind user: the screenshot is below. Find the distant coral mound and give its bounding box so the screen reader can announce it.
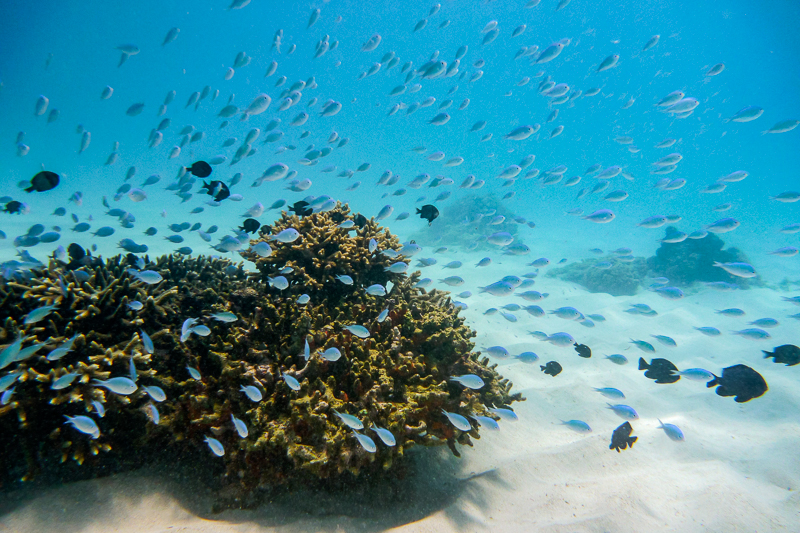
[647,226,757,287]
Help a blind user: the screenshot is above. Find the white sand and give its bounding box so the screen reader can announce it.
[2,244,799,532]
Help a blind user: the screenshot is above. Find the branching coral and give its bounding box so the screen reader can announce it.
[0,204,522,504]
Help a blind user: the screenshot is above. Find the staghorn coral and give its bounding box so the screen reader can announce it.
[0,203,522,505]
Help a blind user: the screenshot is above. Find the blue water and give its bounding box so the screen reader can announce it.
[1,0,800,529]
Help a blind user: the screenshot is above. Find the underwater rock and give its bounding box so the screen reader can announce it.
[547,257,648,296]
[647,226,758,288]
[0,203,522,504]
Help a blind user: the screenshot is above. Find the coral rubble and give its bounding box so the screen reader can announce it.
[0,203,522,504]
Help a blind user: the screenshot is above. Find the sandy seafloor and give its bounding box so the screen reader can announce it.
[1,231,800,533]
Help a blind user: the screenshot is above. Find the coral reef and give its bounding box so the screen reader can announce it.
[0,203,522,505]
[647,226,758,287]
[547,257,648,296]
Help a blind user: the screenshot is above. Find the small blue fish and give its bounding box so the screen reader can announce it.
[344,324,370,338]
[377,308,390,322]
[143,385,166,402]
[749,318,779,328]
[210,312,237,323]
[476,257,492,267]
[319,347,342,362]
[51,372,79,390]
[470,414,500,430]
[561,420,592,433]
[0,387,14,405]
[675,368,714,381]
[283,373,301,390]
[204,435,225,456]
[297,294,310,304]
[145,403,160,424]
[651,335,677,347]
[64,415,100,439]
[479,281,514,296]
[0,372,21,393]
[449,374,485,389]
[187,366,201,380]
[336,275,353,285]
[334,410,364,430]
[385,262,408,274]
[366,284,386,296]
[594,387,625,400]
[371,424,396,446]
[716,308,745,317]
[127,301,144,311]
[605,354,628,365]
[500,310,518,322]
[46,334,78,361]
[24,304,57,324]
[630,339,656,353]
[131,270,163,285]
[191,324,211,336]
[232,414,249,438]
[655,286,684,300]
[657,419,685,441]
[515,351,539,363]
[414,278,432,288]
[732,328,770,340]
[488,408,518,421]
[271,228,301,243]
[92,377,137,395]
[268,276,289,290]
[129,358,137,382]
[694,327,721,336]
[607,403,638,420]
[91,400,105,417]
[442,409,471,431]
[240,384,263,402]
[353,431,377,452]
[546,332,575,347]
[251,242,272,257]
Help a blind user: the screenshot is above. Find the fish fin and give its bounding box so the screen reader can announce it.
[637,357,648,370]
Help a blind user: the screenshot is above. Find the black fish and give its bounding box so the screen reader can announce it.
[3,201,23,214]
[638,357,680,384]
[416,204,439,225]
[706,364,768,403]
[353,213,368,228]
[239,218,261,234]
[288,200,313,217]
[200,180,230,202]
[763,344,800,366]
[186,161,212,178]
[26,171,60,192]
[67,243,86,262]
[609,421,637,453]
[573,342,591,358]
[540,361,562,377]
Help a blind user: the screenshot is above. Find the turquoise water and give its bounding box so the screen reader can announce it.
[2,0,800,530]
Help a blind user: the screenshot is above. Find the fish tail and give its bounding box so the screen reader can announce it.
[637,357,648,370]
[762,351,772,359]
[706,374,719,388]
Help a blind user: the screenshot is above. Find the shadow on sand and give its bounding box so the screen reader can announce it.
[0,444,512,532]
